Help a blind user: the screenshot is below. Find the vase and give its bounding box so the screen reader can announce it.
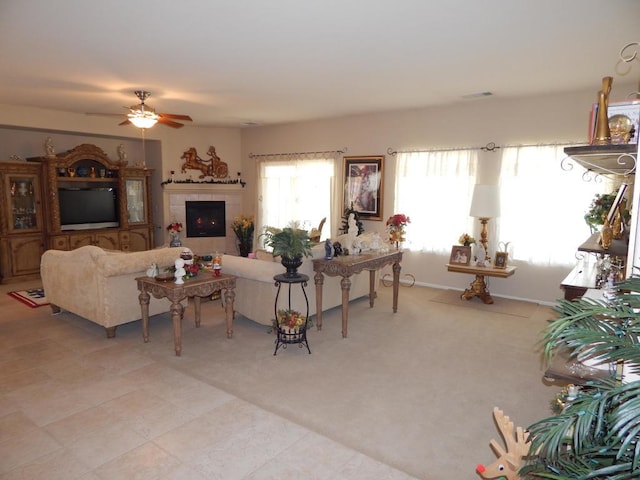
[169,233,182,247]
[238,240,252,257]
[281,255,303,277]
[600,219,613,250]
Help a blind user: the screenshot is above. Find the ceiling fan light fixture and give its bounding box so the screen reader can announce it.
[128,112,159,128]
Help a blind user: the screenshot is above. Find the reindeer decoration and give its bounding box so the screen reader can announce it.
[180,145,229,179]
[476,407,531,480]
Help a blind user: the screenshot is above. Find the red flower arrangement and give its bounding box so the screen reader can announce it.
[386,213,410,247]
[166,222,183,234]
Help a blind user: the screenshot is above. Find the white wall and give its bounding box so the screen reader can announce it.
[240,82,638,304]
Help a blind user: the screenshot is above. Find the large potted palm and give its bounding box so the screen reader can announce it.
[522,276,640,479]
[262,221,312,277]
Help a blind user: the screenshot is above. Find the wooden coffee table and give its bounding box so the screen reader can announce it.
[136,273,236,356]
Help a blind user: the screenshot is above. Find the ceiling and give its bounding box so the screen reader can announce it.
[1,1,639,128]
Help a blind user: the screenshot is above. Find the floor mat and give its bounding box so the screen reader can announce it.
[7,288,49,308]
[430,289,538,318]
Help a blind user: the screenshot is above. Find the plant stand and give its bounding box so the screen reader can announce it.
[273,273,311,355]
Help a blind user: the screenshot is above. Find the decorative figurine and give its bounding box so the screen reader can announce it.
[476,245,487,267]
[324,238,333,260]
[174,259,186,284]
[44,136,55,157]
[117,144,128,165]
[146,263,158,278]
[476,407,530,480]
[346,212,358,251]
[333,241,343,257]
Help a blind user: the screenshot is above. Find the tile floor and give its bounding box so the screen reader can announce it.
[0,281,418,480]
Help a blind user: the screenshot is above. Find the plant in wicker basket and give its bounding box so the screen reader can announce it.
[275,309,307,332]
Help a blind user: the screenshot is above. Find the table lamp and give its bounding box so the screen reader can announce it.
[469,184,501,260]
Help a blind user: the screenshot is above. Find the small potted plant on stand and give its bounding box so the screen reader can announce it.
[261,221,312,277]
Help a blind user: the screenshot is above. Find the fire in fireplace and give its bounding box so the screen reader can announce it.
[185,201,226,237]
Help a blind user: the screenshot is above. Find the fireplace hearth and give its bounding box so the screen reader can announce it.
[185,201,226,237]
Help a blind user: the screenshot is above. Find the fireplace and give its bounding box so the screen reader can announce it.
[185,201,226,238]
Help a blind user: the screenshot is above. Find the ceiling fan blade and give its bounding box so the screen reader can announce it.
[86,112,126,117]
[159,113,192,121]
[119,119,132,126]
[157,117,185,128]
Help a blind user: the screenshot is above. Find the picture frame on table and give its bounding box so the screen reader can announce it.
[343,155,384,220]
[589,101,640,145]
[606,183,628,225]
[494,251,508,269]
[449,245,471,266]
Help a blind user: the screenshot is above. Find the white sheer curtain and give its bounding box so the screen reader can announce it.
[256,156,337,245]
[499,145,613,266]
[395,150,478,252]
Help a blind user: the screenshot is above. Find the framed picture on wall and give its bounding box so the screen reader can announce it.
[343,155,384,220]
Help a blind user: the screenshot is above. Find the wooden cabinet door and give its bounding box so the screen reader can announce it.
[68,232,94,249]
[8,235,43,276]
[94,231,119,250]
[128,227,151,252]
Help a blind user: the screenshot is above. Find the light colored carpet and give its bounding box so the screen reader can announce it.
[119,285,557,479]
[430,288,539,318]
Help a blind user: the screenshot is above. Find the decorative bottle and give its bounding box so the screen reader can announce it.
[600,218,613,250]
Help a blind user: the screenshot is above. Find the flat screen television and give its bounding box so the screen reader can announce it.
[58,187,119,230]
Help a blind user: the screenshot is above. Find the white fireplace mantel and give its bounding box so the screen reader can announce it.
[162,183,244,255]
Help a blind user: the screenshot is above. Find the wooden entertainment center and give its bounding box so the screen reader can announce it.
[0,143,154,283]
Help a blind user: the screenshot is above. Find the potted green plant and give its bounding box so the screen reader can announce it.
[261,221,312,277]
[522,276,640,479]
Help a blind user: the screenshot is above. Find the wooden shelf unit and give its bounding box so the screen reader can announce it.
[0,143,155,283]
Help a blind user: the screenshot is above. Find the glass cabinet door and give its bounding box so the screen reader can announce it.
[6,174,41,233]
[125,178,146,224]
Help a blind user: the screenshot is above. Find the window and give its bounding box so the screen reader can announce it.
[395,150,478,252]
[256,156,337,244]
[498,145,613,266]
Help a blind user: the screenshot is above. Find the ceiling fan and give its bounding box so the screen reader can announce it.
[90,90,193,129]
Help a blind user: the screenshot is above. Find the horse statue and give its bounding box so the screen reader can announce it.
[180,146,229,179]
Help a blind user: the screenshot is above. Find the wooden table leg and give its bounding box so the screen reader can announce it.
[369,270,376,308]
[139,289,150,342]
[170,301,184,356]
[392,261,401,313]
[314,271,324,331]
[340,276,351,338]
[193,296,201,327]
[224,287,235,338]
[461,274,494,304]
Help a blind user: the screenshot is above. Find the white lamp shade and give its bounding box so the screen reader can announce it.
[469,184,501,218]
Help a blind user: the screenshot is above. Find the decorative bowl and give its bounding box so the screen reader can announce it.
[154,272,174,282]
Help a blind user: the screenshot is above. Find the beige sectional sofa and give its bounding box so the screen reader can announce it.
[41,246,184,337]
[40,242,374,338]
